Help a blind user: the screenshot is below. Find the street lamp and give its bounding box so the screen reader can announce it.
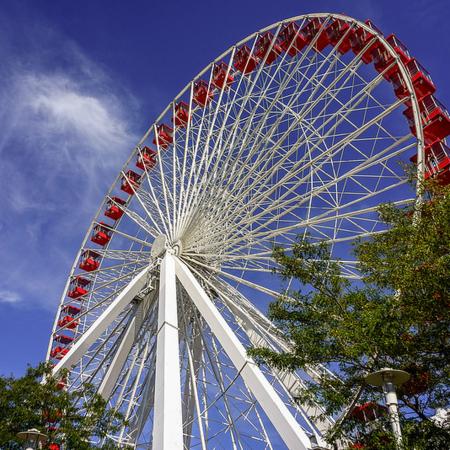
[365,368,410,447]
[17,428,48,450]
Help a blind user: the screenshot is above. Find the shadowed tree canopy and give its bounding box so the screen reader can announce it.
[250,182,450,449]
[0,363,125,449]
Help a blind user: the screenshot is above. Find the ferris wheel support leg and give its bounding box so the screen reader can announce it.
[152,253,184,450]
[173,256,313,450]
[51,267,150,376]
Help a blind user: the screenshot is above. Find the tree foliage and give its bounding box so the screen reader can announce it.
[0,363,125,449]
[249,182,450,449]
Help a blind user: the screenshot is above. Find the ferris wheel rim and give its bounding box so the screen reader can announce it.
[44,12,440,448]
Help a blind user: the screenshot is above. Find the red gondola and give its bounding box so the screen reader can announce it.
[350,20,383,64]
[193,80,214,107]
[136,146,157,170]
[373,34,412,80]
[233,45,258,74]
[405,59,436,101]
[79,250,101,272]
[54,334,74,345]
[67,276,91,299]
[350,402,386,422]
[173,102,190,127]
[91,222,112,246]
[326,18,354,54]
[121,170,141,195]
[50,346,69,360]
[153,124,173,149]
[62,304,81,315]
[58,315,79,330]
[212,62,234,89]
[410,140,450,184]
[255,32,282,65]
[104,196,126,220]
[279,22,307,57]
[301,17,330,52]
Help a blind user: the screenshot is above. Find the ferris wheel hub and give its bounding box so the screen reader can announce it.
[151,234,183,257]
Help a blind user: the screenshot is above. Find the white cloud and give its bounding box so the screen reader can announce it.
[0,290,21,304]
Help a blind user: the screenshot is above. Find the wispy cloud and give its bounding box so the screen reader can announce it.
[0,21,141,311]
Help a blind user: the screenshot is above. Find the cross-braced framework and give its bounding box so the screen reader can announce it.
[46,13,436,449]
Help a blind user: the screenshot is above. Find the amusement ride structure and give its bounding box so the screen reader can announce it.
[46,13,450,449]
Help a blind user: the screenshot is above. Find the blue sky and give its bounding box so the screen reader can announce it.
[0,0,449,376]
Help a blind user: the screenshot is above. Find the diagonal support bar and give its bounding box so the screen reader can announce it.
[52,267,150,376]
[174,256,313,450]
[152,253,183,449]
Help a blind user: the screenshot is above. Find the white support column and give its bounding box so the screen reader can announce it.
[152,253,184,450]
[174,256,312,450]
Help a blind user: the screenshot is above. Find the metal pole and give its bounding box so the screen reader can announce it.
[152,253,184,449]
[365,368,410,448]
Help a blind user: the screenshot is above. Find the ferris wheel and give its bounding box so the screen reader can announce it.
[47,13,450,449]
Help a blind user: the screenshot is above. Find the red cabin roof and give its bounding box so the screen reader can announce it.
[173,102,190,127]
[193,80,214,107]
[279,22,307,57]
[255,32,282,65]
[212,62,234,89]
[136,146,157,171]
[121,170,141,195]
[233,45,258,75]
[105,196,126,220]
[153,124,173,149]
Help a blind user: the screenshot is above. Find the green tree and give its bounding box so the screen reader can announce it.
[250,182,450,449]
[0,363,125,449]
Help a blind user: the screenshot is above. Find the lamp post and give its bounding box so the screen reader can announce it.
[365,368,410,448]
[17,428,48,450]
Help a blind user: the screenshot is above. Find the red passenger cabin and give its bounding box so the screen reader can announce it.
[121,170,141,195]
[301,17,330,52]
[136,146,157,170]
[255,32,282,65]
[173,102,190,127]
[153,124,173,149]
[350,20,383,64]
[373,34,412,80]
[212,62,234,89]
[50,346,69,360]
[67,276,91,299]
[326,18,354,54]
[410,140,450,184]
[58,315,79,330]
[91,222,112,246]
[404,95,450,142]
[405,59,436,101]
[279,22,307,57]
[233,45,258,74]
[79,250,101,272]
[193,80,214,107]
[62,304,81,315]
[105,196,126,220]
[54,334,74,345]
[350,402,386,422]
